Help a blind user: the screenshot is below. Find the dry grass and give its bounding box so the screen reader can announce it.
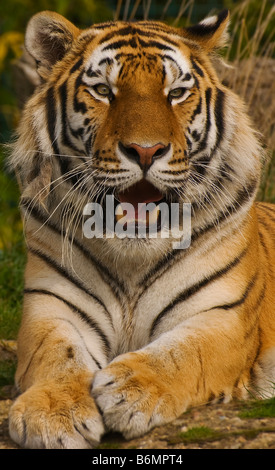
[219,56,275,202]
[218,0,275,202]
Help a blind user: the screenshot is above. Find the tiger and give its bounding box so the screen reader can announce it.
[8,9,275,449]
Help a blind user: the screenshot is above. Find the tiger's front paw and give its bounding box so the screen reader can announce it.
[92,352,180,439]
[9,372,105,449]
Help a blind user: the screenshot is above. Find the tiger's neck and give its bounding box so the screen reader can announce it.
[82,202,256,293]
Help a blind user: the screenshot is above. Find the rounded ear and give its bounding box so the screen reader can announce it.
[183,9,230,52]
[25,11,80,78]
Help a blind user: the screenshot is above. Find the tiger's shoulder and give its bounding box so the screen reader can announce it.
[255,201,275,272]
[256,201,275,228]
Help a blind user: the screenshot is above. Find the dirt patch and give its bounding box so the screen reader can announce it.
[0,400,19,449]
[1,341,275,450]
[1,392,275,450]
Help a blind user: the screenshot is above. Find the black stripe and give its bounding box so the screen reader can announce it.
[114,52,135,61]
[139,37,174,51]
[137,21,169,30]
[186,10,229,37]
[98,57,114,66]
[135,29,179,46]
[93,22,116,30]
[150,247,248,337]
[196,347,205,395]
[85,134,93,156]
[59,81,71,148]
[161,168,188,175]
[214,88,225,150]
[161,63,166,84]
[59,80,85,155]
[69,125,84,139]
[58,154,70,178]
[19,311,103,375]
[24,288,111,357]
[21,200,128,299]
[102,37,174,52]
[244,281,266,341]
[102,38,137,51]
[257,213,275,252]
[190,154,212,180]
[17,330,56,393]
[139,249,178,288]
[86,66,101,78]
[98,26,133,44]
[53,152,87,193]
[249,333,262,382]
[191,57,204,77]
[220,162,234,182]
[46,87,59,155]
[258,204,275,225]
[252,281,266,311]
[260,202,275,213]
[163,54,181,68]
[191,162,233,204]
[190,88,212,159]
[190,97,202,124]
[28,246,114,327]
[236,180,258,206]
[27,153,42,183]
[192,178,258,242]
[259,223,272,257]
[183,73,192,81]
[74,71,88,114]
[133,249,183,317]
[98,25,179,47]
[70,58,83,75]
[209,270,259,311]
[163,54,185,80]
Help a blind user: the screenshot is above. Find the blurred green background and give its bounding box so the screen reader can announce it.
[0,0,274,340]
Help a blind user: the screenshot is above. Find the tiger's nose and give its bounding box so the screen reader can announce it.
[118,142,170,170]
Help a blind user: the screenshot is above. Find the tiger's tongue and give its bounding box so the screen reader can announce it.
[118,180,163,207]
[117,180,163,222]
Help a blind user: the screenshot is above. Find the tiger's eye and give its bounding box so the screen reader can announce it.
[168,88,186,100]
[94,83,111,96]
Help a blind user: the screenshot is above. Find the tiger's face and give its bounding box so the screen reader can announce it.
[83,33,192,166]
[18,10,259,249]
[72,26,199,232]
[53,20,225,200]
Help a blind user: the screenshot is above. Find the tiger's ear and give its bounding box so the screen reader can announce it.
[183,10,230,52]
[25,11,80,78]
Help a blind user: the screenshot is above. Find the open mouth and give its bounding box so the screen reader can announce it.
[116,179,164,228]
[84,179,180,238]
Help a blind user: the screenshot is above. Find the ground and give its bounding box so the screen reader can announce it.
[1,341,275,450]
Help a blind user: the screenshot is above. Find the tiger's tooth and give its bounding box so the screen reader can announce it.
[115,203,135,224]
[147,205,160,225]
[115,203,160,226]
[115,203,125,223]
[116,203,123,215]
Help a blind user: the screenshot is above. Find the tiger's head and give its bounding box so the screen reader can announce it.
[11,10,262,255]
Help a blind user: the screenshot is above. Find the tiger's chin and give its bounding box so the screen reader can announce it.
[94,234,175,261]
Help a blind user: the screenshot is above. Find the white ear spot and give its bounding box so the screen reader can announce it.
[200,15,218,27]
[183,9,230,51]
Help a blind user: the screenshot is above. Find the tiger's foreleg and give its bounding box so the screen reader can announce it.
[92,309,255,439]
[9,295,106,449]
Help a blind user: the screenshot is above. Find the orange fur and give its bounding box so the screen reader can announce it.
[8,10,275,448]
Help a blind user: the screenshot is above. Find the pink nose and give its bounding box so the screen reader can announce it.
[119,142,170,170]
